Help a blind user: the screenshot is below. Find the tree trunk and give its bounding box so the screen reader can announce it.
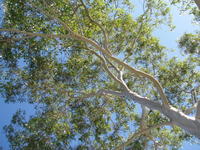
[126,91,200,138]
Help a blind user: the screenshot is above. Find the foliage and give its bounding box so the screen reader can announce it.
[170,0,200,21]
[0,0,199,149]
[179,32,200,56]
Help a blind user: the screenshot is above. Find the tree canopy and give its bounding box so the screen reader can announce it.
[0,0,200,149]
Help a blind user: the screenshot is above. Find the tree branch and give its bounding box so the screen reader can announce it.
[100,89,124,97]
[73,89,123,106]
[126,91,163,112]
[0,35,35,42]
[64,30,170,108]
[0,28,67,39]
[79,0,110,53]
[29,1,73,33]
[106,55,170,108]
[65,28,170,108]
[1,27,169,109]
[30,0,168,108]
[93,88,200,139]
[103,54,121,75]
[115,121,172,150]
[90,50,129,90]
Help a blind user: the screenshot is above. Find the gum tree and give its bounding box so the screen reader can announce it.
[0,0,199,149]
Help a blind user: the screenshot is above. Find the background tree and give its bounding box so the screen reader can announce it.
[0,0,199,149]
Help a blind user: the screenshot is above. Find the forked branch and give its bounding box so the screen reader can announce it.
[31,1,169,108]
[79,0,110,53]
[90,50,129,90]
[115,121,172,150]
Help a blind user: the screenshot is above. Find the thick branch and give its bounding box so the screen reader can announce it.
[124,91,163,111]
[107,56,170,107]
[122,91,200,139]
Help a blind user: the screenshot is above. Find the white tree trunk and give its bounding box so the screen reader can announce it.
[126,91,200,138]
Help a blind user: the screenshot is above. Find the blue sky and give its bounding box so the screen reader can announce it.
[0,0,200,149]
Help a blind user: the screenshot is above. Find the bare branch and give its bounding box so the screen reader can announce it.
[103,54,121,74]
[115,121,172,150]
[90,50,129,90]
[79,89,123,99]
[5,0,169,110]
[0,28,67,39]
[76,88,162,113]
[69,32,170,108]
[100,89,124,97]
[73,89,123,106]
[1,29,170,109]
[126,91,163,111]
[107,55,170,107]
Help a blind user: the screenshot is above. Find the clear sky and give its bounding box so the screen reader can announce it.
[0,1,200,149]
